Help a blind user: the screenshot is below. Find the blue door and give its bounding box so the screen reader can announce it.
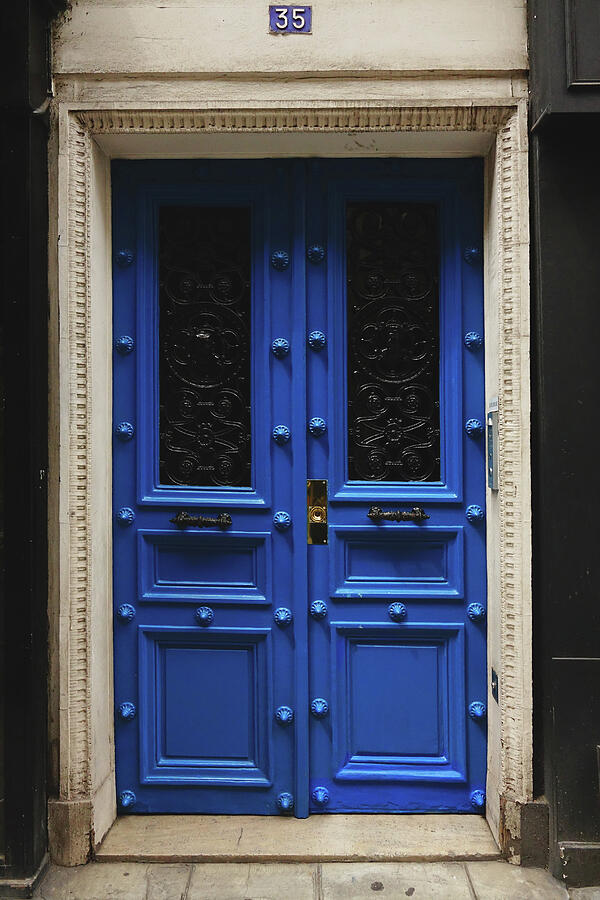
[113,159,486,817]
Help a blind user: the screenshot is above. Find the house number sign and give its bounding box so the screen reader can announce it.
[269,6,312,33]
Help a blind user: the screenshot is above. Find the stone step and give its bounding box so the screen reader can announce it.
[96,814,501,864]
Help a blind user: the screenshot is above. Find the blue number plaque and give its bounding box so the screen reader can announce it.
[269,6,312,34]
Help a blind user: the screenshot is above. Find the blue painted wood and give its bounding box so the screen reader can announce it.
[113,158,486,817]
[306,159,486,814]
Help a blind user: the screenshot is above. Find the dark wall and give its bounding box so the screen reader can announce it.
[530,114,600,891]
[0,0,66,885]
[529,0,600,887]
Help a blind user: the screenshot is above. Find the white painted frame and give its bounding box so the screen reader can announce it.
[47,98,531,865]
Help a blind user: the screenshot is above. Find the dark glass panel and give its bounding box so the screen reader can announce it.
[159,206,252,487]
[346,202,440,482]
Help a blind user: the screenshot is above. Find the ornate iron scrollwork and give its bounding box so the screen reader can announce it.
[170,510,232,529]
[346,202,441,482]
[367,505,429,523]
[158,206,252,488]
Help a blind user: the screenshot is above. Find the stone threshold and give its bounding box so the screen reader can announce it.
[96,814,500,864]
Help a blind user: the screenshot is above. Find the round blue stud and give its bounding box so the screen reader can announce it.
[116,603,136,623]
[311,786,330,806]
[464,331,483,351]
[308,417,327,437]
[467,602,486,623]
[468,701,487,720]
[273,511,292,531]
[115,249,134,267]
[465,418,484,437]
[194,606,214,627]
[274,607,293,627]
[466,504,485,523]
[115,421,135,442]
[307,244,326,264]
[310,600,328,620]
[119,701,136,720]
[463,246,482,266]
[115,335,135,355]
[272,425,291,445]
[119,790,136,808]
[310,698,329,719]
[271,338,290,359]
[116,507,135,527]
[388,602,408,622]
[277,792,294,813]
[308,330,327,351]
[275,706,294,726]
[271,250,290,271]
[470,789,486,810]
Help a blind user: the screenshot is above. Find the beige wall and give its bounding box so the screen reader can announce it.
[54,0,526,76]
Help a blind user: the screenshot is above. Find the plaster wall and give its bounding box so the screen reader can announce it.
[54,0,527,77]
[48,0,530,868]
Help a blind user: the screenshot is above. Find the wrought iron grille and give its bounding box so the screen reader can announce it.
[346,202,440,482]
[158,206,252,487]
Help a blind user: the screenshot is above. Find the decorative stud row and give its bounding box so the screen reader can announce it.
[270,246,327,269]
[115,600,486,628]
[271,332,329,358]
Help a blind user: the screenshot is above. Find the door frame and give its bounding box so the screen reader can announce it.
[48,100,531,864]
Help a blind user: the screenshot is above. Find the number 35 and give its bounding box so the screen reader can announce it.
[275,7,306,30]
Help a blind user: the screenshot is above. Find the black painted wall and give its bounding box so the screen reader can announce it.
[0,0,66,886]
[531,125,600,885]
[530,1,600,883]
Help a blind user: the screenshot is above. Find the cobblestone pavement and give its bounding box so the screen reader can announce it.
[31,859,569,899]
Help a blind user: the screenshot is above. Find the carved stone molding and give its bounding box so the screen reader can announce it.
[65,114,93,800]
[494,106,532,805]
[76,104,513,135]
[58,101,531,846]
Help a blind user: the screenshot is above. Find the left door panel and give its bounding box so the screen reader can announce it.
[112,161,307,815]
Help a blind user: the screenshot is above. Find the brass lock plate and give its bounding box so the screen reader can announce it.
[307,479,328,545]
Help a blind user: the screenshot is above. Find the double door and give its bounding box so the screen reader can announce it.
[112,158,487,817]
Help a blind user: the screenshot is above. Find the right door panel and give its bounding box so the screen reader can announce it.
[306,159,487,813]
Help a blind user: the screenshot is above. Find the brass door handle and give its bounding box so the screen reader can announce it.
[367,505,430,524]
[170,511,232,529]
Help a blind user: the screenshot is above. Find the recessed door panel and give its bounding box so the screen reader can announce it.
[330,525,464,599]
[113,159,486,818]
[138,627,271,787]
[138,530,271,604]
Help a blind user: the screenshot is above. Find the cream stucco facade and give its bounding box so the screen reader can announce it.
[48,0,531,866]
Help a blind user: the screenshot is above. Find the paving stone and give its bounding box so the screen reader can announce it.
[466,860,568,899]
[187,862,317,900]
[146,864,192,900]
[320,862,473,898]
[34,862,150,899]
[569,889,600,899]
